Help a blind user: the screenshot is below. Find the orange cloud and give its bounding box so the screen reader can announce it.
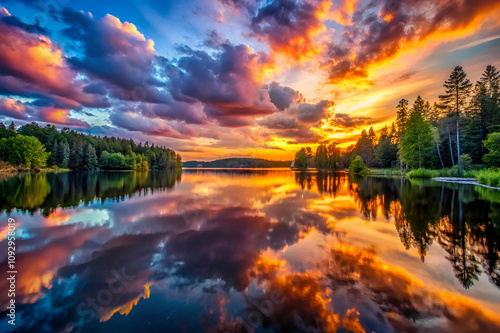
[330,0,358,25]
[322,0,500,87]
[247,0,332,62]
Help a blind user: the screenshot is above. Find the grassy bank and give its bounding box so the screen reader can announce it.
[405,167,500,188]
[369,169,404,176]
[473,168,500,187]
[0,161,70,174]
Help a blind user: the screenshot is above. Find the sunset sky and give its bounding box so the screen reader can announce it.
[0,0,499,161]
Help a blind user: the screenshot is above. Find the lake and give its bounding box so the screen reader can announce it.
[1,169,500,332]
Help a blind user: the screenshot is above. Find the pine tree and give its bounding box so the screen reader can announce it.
[390,122,398,144]
[400,112,433,168]
[69,140,84,169]
[355,129,375,167]
[85,144,99,170]
[8,121,16,132]
[439,66,472,174]
[396,99,409,135]
[412,96,425,115]
[368,127,377,144]
[480,65,500,133]
[56,142,70,168]
[376,126,398,168]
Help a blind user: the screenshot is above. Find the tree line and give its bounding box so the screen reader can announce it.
[294,65,500,173]
[0,122,182,171]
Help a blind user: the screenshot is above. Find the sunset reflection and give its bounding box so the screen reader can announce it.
[0,170,499,332]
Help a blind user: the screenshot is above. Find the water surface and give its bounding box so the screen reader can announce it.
[1,170,500,332]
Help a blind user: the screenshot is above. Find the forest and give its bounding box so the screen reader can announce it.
[0,122,182,171]
[294,65,500,181]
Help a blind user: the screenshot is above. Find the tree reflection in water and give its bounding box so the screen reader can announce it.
[0,170,182,216]
[0,170,499,332]
[306,171,500,290]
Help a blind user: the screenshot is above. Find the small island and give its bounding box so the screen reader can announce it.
[183,158,291,168]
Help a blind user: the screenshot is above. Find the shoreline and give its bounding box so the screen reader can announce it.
[432,177,500,190]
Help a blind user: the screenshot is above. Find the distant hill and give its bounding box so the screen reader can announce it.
[183,158,292,168]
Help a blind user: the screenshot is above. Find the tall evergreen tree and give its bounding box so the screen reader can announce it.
[399,112,433,168]
[439,66,472,173]
[375,126,398,168]
[69,140,84,169]
[470,80,489,154]
[56,142,70,168]
[355,129,375,167]
[412,96,426,116]
[480,65,500,133]
[85,144,99,170]
[396,99,409,136]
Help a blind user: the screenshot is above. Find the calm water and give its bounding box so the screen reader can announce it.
[1,169,500,333]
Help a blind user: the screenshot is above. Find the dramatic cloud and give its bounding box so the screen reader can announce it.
[166,43,278,127]
[1,0,499,158]
[266,81,305,111]
[249,0,330,61]
[0,8,109,109]
[259,99,333,143]
[221,0,331,61]
[61,8,167,104]
[0,97,27,119]
[0,97,90,128]
[138,101,207,124]
[328,112,371,128]
[109,107,197,139]
[322,0,500,85]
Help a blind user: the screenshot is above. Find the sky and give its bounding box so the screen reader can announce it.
[0,0,499,161]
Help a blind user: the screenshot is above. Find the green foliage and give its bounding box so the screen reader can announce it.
[439,66,473,173]
[8,122,181,171]
[375,126,398,168]
[349,157,369,176]
[483,132,500,166]
[475,168,500,187]
[399,112,433,168]
[294,148,308,168]
[85,144,99,170]
[396,99,409,135]
[369,168,403,176]
[0,134,50,169]
[354,129,376,167]
[100,151,126,170]
[56,142,70,168]
[406,168,435,178]
[460,154,472,170]
[0,121,17,139]
[405,166,470,179]
[315,144,328,169]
